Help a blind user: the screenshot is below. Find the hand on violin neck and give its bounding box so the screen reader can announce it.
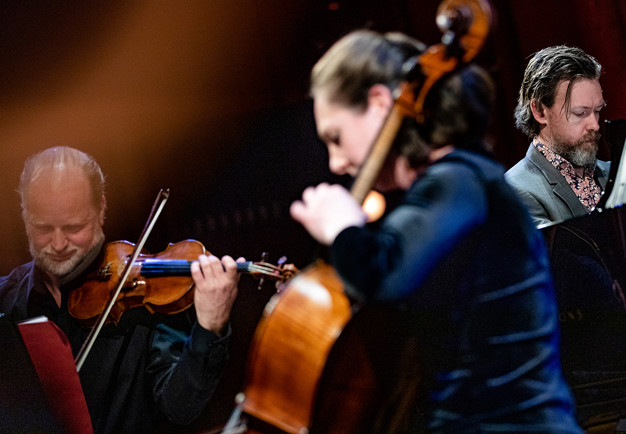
[190,254,241,334]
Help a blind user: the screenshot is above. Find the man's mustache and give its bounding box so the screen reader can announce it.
[577,131,601,145]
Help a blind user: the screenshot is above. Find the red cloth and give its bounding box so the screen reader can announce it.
[19,319,93,434]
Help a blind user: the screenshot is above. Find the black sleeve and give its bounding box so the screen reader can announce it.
[147,320,231,425]
[330,162,488,302]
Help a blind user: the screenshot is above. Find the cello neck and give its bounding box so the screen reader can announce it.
[349,103,407,205]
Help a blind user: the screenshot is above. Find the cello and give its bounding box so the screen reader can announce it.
[225,1,493,432]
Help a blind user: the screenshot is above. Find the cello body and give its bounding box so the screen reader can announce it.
[239,261,350,433]
[234,261,421,434]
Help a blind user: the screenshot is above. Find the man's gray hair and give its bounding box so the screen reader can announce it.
[18,146,106,214]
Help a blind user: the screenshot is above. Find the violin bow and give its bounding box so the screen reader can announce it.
[75,188,170,371]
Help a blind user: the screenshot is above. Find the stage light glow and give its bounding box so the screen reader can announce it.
[362,190,386,222]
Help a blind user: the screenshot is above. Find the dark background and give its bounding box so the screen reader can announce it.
[1,0,625,430]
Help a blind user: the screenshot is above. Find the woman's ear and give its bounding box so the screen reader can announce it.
[530,99,547,125]
[367,84,394,115]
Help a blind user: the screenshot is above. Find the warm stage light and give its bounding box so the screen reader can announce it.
[362,190,386,222]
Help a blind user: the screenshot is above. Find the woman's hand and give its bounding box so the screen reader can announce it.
[290,183,367,245]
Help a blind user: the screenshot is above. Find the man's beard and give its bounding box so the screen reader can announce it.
[31,228,105,279]
[551,131,601,167]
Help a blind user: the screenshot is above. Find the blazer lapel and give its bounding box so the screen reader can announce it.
[526,145,589,217]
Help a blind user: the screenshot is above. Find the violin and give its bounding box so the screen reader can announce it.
[68,239,298,326]
[71,189,298,373]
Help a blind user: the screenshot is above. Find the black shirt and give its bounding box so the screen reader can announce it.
[0,261,230,434]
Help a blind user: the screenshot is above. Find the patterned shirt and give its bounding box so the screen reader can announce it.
[533,140,603,211]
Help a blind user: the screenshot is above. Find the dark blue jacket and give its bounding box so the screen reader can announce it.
[331,149,583,432]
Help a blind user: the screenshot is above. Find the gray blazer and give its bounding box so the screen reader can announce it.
[505,144,610,227]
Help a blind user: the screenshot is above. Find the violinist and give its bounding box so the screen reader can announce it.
[0,146,241,433]
[290,30,583,432]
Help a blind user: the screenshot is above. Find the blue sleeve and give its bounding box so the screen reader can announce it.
[330,162,488,302]
[147,320,230,425]
[0,263,35,320]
